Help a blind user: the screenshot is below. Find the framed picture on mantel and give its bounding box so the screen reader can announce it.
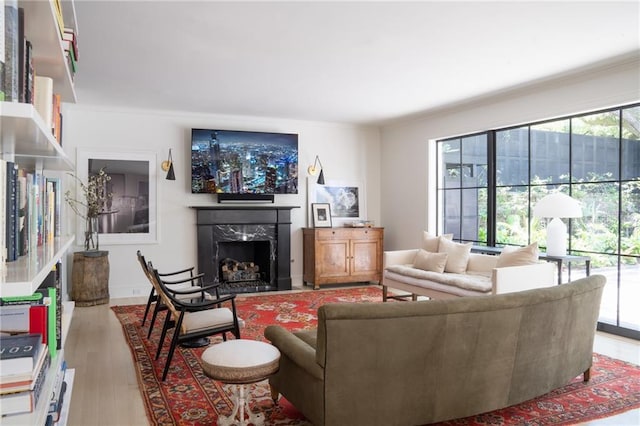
[76,149,158,245]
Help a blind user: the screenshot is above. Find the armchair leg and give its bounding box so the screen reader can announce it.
[583,367,591,382]
[148,299,163,338]
[162,322,183,381]
[382,285,388,302]
[269,384,279,403]
[156,310,171,360]
[142,289,156,326]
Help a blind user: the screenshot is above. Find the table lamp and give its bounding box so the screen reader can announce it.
[533,193,582,256]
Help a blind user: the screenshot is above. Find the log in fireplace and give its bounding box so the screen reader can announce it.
[192,206,298,294]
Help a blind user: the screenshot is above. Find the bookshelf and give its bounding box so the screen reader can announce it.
[20,0,77,103]
[1,0,78,424]
[2,302,75,426]
[0,102,73,171]
[0,236,74,297]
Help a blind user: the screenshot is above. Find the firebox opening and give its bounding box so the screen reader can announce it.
[217,240,275,294]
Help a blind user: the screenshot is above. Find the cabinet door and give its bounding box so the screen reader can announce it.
[350,238,382,277]
[316,239,350,278]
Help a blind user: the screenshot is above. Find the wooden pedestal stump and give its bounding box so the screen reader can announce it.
[72,250,110,306]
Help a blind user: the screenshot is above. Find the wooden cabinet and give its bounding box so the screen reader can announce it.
[303,227,384,290]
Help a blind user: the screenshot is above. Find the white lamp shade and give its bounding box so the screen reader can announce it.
[533,193,582,219]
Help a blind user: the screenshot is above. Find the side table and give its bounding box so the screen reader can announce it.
[201,339,280,426]
[539,253,591,285]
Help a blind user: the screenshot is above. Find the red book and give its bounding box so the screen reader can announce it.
[29,305,48,345]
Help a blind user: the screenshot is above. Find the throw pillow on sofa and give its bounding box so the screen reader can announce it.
[422,232,453,252]
[496,242,539,268]
[437,238,473,273]
[413,250,449,273]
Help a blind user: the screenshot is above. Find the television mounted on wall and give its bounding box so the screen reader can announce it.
[191,129,299,195]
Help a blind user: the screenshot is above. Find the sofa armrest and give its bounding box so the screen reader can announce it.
[383,249,419,268]
[264,325,324,380]
[492,262,557,294]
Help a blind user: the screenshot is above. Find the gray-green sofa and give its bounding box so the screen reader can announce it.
[264,275,605,426]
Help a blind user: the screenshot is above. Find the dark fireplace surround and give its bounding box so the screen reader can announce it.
[193,206,297,294]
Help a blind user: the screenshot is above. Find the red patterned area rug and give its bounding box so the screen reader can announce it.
[112,286,640,426]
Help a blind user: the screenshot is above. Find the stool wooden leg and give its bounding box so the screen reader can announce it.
[218,384,265,426]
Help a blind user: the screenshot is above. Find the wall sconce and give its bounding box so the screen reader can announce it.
[161,149,176,180]
[533,192,582,256]
[307,155,325,185]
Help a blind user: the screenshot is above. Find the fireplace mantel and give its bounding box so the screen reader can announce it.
[191,205,299,292]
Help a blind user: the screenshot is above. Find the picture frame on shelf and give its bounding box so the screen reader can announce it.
[308,179,365,226]
[312,203,333,228]
[75,149,158,245]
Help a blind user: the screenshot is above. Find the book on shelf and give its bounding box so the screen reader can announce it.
[0,291,44,305]
[52,0,64,38]
[17,168,28,256]
[34,75,54,130]
[40,272,61,354]
[29,304,48,345]
[0,348,50,415]
[1,0,5,101]
[46,178,62,238]
[0,340,49,392]
[52,93,62,143]
[0,333,44,377]
[63,27,78,60]
[0,161,6,267]
[0,304,30,334]
[2,0,19,102]
[48,360,66,414]
[47,380,67,423]
[24,39,33,104]
[5,160,18,261]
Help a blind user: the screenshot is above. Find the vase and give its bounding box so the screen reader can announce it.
[84,216,100,251]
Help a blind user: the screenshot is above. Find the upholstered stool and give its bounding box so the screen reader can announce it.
[201,339,280,426]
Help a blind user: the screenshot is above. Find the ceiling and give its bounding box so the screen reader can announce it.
[73,1,640,126]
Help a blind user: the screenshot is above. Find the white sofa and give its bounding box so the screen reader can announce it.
[382,235,557,301]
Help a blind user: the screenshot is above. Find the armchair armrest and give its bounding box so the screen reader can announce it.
[492,262,557,294]
[158,266,195,277]
[161,273,206,286]
[383,249,419,268]
[165,282,220,296]
[264,325,324,380]
[174,293,237,311]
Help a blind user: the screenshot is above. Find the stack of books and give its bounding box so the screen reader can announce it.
[0,333,50,416]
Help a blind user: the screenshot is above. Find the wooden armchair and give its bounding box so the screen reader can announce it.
[136,251,206,338]
[149,263,242,381]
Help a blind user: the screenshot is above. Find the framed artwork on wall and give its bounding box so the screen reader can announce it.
[75,149,158,245]
[308,179,366,226]
[312,203,332,228]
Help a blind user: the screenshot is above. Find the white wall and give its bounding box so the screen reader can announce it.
[380,54,640,251]
[61,106,380,298]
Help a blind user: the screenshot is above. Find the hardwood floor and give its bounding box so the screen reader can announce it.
[64,286,640,426]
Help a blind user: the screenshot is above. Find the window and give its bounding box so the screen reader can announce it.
[437,134,488,244]
[436,103,640,339]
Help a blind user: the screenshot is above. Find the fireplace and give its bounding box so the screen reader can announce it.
[193,206,297,294]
